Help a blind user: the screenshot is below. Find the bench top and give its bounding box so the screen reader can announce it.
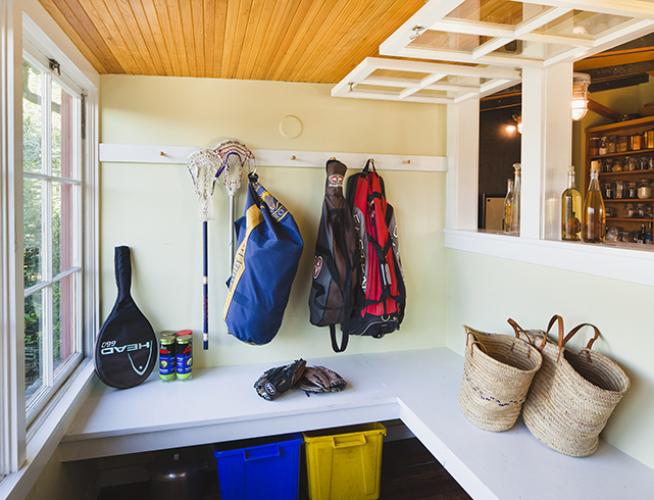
[61,348,654,500]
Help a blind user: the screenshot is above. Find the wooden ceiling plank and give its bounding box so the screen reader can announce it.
[237,0,272,80]
[134,0,173,76]
[190,0,205,77]
[302,0,380,82]
[38,0,108,73]
[316,0,419,83]
[231,0,256,79]
[162,0,191,76]
[211,0,228,77]
[288,0,357,82]
[118,0,161,74]
[78,0,139,74]
[271,0,332,81]
[248,0,285,80]
[100,0,152,75]
[58,0,124,73]
[177,1,198,76]
[221,0,243,79]
[147,0,181,76]
[266,0,313,80]
[203,0,216,77]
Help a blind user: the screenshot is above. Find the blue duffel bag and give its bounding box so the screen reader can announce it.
[223,174,304,345]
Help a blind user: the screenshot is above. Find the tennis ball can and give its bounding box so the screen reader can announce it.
[176,330,193,380]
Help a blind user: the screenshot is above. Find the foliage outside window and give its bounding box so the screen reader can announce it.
[22,58,83,418]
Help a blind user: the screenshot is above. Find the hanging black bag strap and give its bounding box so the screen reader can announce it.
[330,325,349,353]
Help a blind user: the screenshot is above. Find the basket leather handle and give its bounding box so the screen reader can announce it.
[546,314,565,351]
[563,323,601,351]
[464,326,485,357]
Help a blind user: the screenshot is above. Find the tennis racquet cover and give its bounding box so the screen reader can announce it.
[94,246,157,389]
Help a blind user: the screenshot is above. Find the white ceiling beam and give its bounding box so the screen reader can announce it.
[361,57,521,80]
[521,0,654,20]
[399,72,447,99]
[362,76,479,92]
[472,37,514,59]
[429,19,594,47]
[385,46,543,68]
[343,89,454,105]
[514,6,572,37]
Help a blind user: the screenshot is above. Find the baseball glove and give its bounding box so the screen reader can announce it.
[254,358,306,401]
[299,366,347,394]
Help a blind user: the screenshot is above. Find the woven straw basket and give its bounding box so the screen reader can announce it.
[514,316,631,457]
[459,326,543,432]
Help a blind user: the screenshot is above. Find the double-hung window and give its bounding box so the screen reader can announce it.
[22,53,84,422]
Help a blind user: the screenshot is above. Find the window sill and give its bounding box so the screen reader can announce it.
[0,360,95,500]
[444,229,654,287]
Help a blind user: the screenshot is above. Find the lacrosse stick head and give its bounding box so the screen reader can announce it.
[187,148,221,221]
[214,140,255,196]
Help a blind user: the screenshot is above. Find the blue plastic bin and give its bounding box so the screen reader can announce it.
[213,433,303,500]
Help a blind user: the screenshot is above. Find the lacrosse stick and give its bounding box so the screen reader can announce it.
[187,148,225,350]
[214,140,255,268]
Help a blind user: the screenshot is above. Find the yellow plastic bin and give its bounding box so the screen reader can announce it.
[303,423,387,500]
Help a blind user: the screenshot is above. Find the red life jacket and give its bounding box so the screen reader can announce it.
[345,159,405,339]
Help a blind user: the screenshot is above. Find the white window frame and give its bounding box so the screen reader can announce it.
[21,49,85,425]
[0,1,99,492]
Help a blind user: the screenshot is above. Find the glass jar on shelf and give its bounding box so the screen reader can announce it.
[646,130,654,149]
[605,206,617,218]
[631,133,642,151]
[626,156,638,171]
[637,203,647,218]
[615,179,625,199]
[606,226,619,242]
[628,181,638,199]
[644,205,654,219]
[603,183,614,199]
[612,159,623,172]
[599,136,608,155]
[639,157,649,171]
[638,179,652,200]
[608,136,617,154]
[618,136,629,153]
[626,203,636,218]
[590,137,600,156]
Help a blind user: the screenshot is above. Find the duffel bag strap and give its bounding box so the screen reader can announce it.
[330,325,349,353]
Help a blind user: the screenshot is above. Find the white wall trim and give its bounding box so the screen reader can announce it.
[445,229,654,287]
[99,143,448,172]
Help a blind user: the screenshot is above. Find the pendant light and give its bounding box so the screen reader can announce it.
[571,73,591,122]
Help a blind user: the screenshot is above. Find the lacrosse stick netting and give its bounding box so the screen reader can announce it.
[187,148,224,350]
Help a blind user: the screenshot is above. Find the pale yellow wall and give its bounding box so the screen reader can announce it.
[100,75,447,368]
[445,249,654,469]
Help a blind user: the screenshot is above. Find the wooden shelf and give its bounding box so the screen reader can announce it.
[591,148,654,160]
[607,217,654,223]
[587,115,654,134]
[605,199,654,203]
[599,169,654,178]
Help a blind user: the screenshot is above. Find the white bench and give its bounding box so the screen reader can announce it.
[61,348,654,500]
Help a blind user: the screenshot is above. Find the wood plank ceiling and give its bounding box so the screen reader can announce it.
[39,0,427,83]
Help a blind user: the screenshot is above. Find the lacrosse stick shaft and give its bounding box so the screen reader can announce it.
[228,193,235,268]
[202,220,209,350]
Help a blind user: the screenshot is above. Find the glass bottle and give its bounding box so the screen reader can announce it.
[509,163,521,235]
[561,166,582,241]
[503,178,514,234]
[582,160,606,243]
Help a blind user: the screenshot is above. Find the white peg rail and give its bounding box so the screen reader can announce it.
[99,143,447,172]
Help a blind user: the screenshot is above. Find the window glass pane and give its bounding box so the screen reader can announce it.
[24,178,43,287]
[445,0,550,27]
[22,62,43,174]
[54,274,78,370]
[51,81,77,178]
[52,182,77,276]
[25,290,43,400]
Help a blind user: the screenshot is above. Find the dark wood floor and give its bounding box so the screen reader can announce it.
[99,438,470,500]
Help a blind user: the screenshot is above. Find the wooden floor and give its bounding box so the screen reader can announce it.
[98,438,470,500]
